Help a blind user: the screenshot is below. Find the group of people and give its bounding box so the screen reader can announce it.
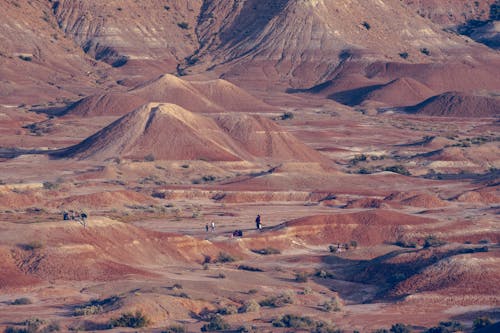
[205,214,263,238]
[62,210,88,227]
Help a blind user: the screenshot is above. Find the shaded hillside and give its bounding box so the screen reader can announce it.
[63,74,276,117]
[404,92,500,117]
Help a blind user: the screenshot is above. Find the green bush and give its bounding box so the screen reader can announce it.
[200,314,230,331]
[108,311,150,328]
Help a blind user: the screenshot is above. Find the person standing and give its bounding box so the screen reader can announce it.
[255,214,261,230]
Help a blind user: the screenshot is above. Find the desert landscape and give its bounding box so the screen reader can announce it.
[0,1,499,332]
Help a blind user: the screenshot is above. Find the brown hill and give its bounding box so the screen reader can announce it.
[52,103,324,163]
[404,92,500,117]
[64,74,276,117]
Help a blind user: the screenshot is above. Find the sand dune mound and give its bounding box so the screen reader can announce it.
[214,113,330,162]
[453,188,500,204]
[400,193,449,208]
[63,92,147,117]
[343,198,389,209]
[393,252,499,296]
[404,92,500,117]
[65,74,275,117]
[278,210,435,246]
[384,191,422,202]
[4,218,223,284]
[53,103,326,163]
[52,103,243,161]
[362,77,436,107]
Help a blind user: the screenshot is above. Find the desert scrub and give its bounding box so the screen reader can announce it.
[217,252,236,263]
[239,299,260,313]
[423,235,446,248]
[73,304,103,316]
[237,265,263,272]
[294,271,309,283]
[162,324,186,333]
[320,295,343,312]
[22,241,44,251]
[11,297,32,305]
[200,314,230,332]
[217,304,238,315]
[108,311,150,328]
[259,291,294,307]
[252,247,281,255]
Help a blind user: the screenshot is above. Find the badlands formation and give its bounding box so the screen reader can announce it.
[0,1,499,332]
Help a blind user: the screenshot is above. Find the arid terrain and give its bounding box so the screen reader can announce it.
[0,1,499,332]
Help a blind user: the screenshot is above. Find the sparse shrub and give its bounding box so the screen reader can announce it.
[281,112,294,120]
[172,283,183,290]
[272,314,314,328]
[424,321,464,333]
[162,324,186,333]
[237,265,263,272]
[73,304,103,316]
[399,52,409,59]
[478,239,490,244]
[390,323,412,333]
[218,305,238,315]
[176,292,190,299]
[181,164,189,169]
[252,247,280,255]
[423,235,445,248]
[18,55,32,62]
[362,21,371,30]
[177,22,189,29]
[203,263,209,270]
[302,286,313,295]
[217,272,226,279]
[22,241,43,251]
[357,168,370,174]
[320,295,342,312]
[384,165,411,176]
[239,299,260,313]
[259,291,294,307]
[200,314,230,332]
[11,298,32,305]
[473,316,492,331]
[350,240,358,248]
[295,272,308,283]
[395,239,417,248]
[315,269,335,279]
[349,154,367,165]
[164,5,170,10]
[144,154,155,162]
[420,48,430,56]
[373,329,390,333]
[247,289,258,295]
[108,311,150,328]
[23,318,45,332]
[217,252,236,263]
[4,327,28,333]
[328,245,338,253]
[42,181,59,190]
[202,175,216,182]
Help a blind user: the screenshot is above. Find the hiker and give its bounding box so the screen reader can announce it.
[211,221,215,232]
[205,223,209,232]
[63,211,69,220]
[255,214,262,230]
